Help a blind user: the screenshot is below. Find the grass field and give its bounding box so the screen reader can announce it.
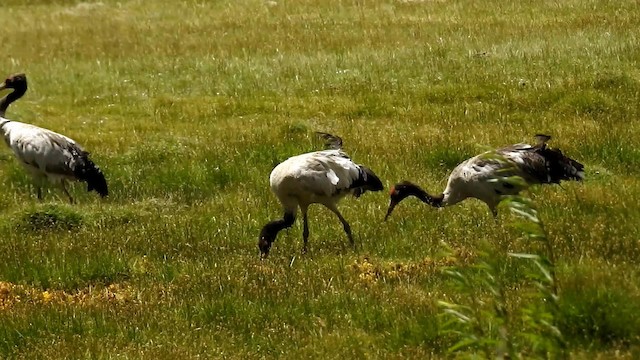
[1,0,639,358]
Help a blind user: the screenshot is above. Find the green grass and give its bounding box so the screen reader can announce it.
[1,0,640,358]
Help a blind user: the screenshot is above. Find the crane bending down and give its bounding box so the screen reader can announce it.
[385,135,584,220]
[258,133,384,258]
[0,73,108,202]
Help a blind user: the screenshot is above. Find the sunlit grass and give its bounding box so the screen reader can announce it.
[0,0,639,358]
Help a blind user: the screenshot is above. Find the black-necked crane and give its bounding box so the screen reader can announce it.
[0,73,108,203]
[384,135,584,220]
[258,132,384,258]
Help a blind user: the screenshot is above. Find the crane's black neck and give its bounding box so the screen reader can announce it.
[258,212,296,256]
[401,183,445,208]
[0,86,26,118]
[261,214,295,238]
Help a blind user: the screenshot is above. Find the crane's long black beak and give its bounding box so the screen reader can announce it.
[384,200,397,221]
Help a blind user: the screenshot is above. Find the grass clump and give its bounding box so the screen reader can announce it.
[18,204,83,232]
[559,272,640,347]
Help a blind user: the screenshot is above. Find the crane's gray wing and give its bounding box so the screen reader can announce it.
[289,150,360,196]
[6,123,84,177]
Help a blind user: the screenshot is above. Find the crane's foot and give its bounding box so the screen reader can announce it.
[347,233,354,247]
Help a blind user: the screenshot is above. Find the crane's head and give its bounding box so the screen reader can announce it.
[258,227,275,259]
[0,73,28,94]
[384,181,416,221]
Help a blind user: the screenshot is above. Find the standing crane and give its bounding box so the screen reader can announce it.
[0,73,108,202]
[258,132,384,258]
[384,135,584,220]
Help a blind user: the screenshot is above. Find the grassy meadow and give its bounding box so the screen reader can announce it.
[1,0,639,358]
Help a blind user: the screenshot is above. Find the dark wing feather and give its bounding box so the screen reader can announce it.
[498,139,584,184]
[39,131,108,196]
[316,132,343,150]
[349,165,384,197]
[538,147,584,182]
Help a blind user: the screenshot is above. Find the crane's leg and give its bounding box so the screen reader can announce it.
[61,181,75,204]
[487,203,499,221]
[33,176,45,201]
[325,204,353,246]
[301,206,310,254]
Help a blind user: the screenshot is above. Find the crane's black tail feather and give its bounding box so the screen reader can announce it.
[351,166,384,197]
[74,153,108,197]
[540,147,585,184]
[316,132,343,150]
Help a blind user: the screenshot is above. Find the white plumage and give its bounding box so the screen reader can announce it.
[0,74,108,202]
[271,150,362,200]
[385,135,584,219]
[258,136,383,258]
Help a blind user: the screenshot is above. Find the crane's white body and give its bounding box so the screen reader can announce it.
[0,118,107,201]
[1,119,81,184]
[270,149,364,213]
[441,144,537,210]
